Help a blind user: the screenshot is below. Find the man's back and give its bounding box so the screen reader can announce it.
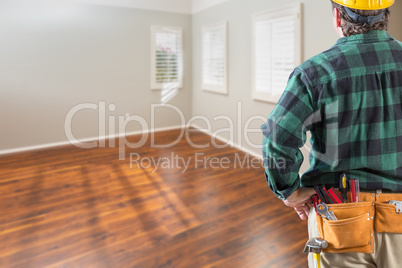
[298,30,402,191]
[261,30,402,200]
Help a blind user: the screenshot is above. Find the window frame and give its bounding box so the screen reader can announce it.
[150,25,184,90]
[201,21,228,95]
[251,4,302,103]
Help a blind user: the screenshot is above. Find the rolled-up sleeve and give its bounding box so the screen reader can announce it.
[261,68,315,200]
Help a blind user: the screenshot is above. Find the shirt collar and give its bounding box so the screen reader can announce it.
[335,30,395,46]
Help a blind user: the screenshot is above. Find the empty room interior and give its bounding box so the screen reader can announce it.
[1,0,402,267]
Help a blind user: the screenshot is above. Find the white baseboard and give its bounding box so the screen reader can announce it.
[190,124,263,159]
[1,124,263,159]
[0,125,185,156]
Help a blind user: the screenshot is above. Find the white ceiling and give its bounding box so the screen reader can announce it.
[69,0,229,14]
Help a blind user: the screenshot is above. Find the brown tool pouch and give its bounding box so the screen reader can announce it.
[316,201,375,254]
[315,192,402,253]
[374,193,402,233]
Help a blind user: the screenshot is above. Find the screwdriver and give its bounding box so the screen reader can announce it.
[340,173,348,202]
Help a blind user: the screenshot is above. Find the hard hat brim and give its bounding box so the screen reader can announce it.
[332,0,395,10]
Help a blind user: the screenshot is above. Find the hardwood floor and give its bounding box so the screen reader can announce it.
[0,128,308,268]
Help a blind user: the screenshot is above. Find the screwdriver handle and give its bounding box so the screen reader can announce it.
[339,173,348,202]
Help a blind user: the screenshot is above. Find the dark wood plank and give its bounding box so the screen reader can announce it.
[0,128,308,267]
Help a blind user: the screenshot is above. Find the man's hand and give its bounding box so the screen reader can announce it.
[283,187,316,220]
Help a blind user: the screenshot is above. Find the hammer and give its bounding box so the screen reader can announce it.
[303,237,328,268]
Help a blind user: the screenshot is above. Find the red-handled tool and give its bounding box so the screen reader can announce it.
[322,186,337,204]
[314,185,327,204]
[349,180,357,202]
[328,188,345,203]
[319,185,335,204]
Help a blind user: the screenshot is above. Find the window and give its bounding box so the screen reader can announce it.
[252,4,302,103]
[151,26,183,90]
[201,21,228,95]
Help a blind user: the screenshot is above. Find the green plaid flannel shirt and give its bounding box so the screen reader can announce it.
[261,30,402,200]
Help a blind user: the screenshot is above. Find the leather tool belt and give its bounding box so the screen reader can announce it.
[316,191,402,254]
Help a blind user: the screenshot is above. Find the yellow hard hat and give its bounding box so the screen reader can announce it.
[332,0,395,10]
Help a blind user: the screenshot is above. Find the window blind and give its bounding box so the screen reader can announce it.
[151,26,183,90]
[202,22,227,94]
[252,5,301,103]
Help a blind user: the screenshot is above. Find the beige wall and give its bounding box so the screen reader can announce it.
[1,0,401,159]
[0,0,192,152]
[389,0,402,40]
